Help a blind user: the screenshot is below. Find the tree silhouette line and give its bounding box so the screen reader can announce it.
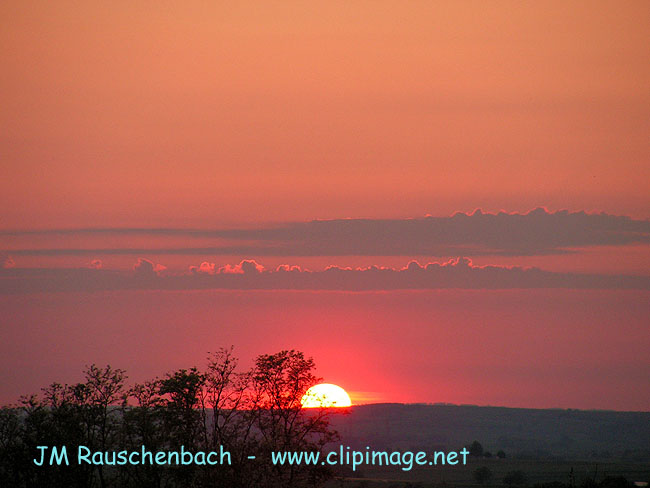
[0,348,340,488]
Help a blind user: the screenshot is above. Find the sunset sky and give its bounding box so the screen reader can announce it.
[1,1,649,410]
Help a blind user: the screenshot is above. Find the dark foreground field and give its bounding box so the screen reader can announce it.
[326,459,649,488]
[326,404,650,487]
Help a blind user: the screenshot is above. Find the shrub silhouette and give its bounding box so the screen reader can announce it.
[468,440,484,457]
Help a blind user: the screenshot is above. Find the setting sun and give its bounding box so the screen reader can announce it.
[301,384,352,408]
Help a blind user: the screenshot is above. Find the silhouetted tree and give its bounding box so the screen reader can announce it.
[158,367,206,485]
[120,379,166,487]
[200,347,256,487]
[6,366,126,488]
[0,349,338,488]
[0,405,24,485]
[159,367,205,449]
[469,440,484,457]
[250,350,339,488]
[82,364,127,488]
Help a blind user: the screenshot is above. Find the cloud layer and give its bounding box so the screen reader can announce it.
[2,209,649,258]
[2,258,648,294]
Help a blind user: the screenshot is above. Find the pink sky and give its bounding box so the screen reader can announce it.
[1,289,648,410]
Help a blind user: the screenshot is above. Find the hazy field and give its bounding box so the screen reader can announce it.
[327,458,650,487]
[325,404,650,486]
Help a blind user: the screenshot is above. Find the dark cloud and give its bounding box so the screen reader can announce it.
[226,208,649,256]
[133,257,155,275]
[1,258,648,294]
[2,209,648,257]
[133,258,166,276]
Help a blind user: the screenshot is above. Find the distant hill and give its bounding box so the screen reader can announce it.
[329,404,650,461]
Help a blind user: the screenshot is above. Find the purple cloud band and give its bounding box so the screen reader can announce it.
[2,209,649,258]
[1,258,648,294]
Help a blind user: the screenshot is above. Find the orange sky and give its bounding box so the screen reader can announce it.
[2,1,649,228]
[1,2,649,411]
